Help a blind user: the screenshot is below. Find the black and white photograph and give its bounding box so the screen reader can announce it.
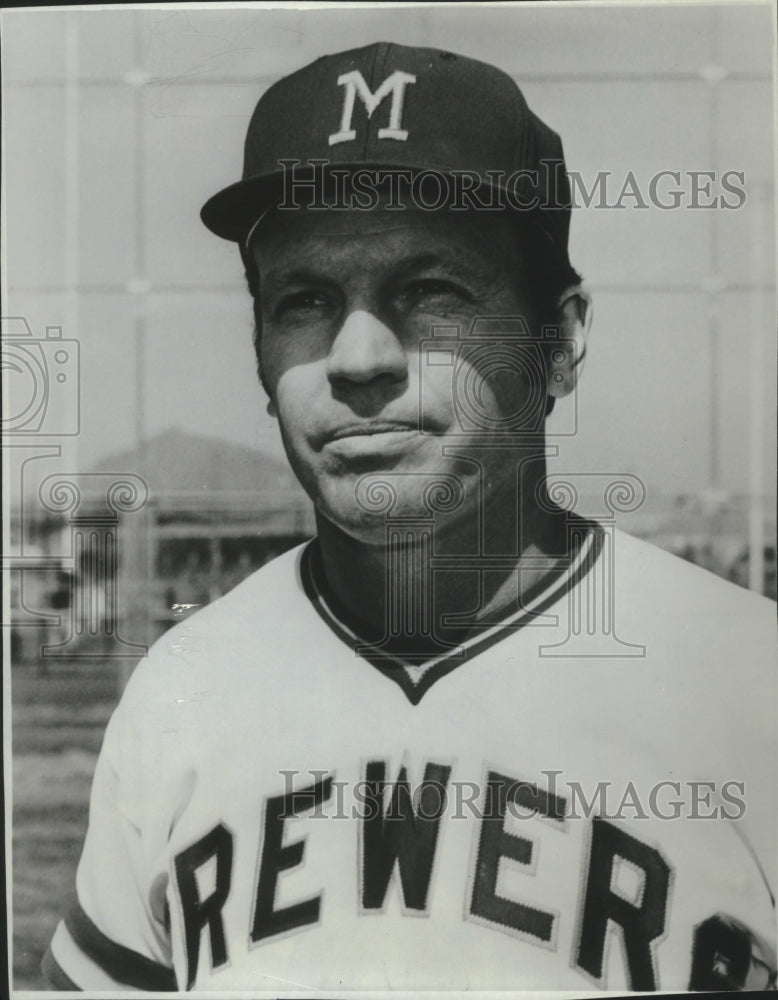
[2,2,777,995]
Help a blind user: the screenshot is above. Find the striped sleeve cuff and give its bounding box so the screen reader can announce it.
[41,942,80,990]
[45,905,177,991]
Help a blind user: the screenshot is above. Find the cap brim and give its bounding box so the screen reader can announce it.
[201,162,570,271]
[201,172,289,243]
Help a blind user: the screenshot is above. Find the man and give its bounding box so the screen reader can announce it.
[44,42,776,992]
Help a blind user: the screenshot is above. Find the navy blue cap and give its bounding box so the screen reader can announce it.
[201,41,572,265]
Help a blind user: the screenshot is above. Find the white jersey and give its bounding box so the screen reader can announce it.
[45,523,777,992]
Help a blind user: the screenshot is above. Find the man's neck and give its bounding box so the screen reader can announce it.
[313,473,575,660]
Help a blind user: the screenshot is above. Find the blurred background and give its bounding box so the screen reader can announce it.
[3,3,776,989]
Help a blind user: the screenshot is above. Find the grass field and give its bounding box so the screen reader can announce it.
[11,662,121,991]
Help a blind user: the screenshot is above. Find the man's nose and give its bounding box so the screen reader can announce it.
[326,309,408,386]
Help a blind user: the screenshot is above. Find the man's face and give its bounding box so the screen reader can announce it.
[252,201,546,542]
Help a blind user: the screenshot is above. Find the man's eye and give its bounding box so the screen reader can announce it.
[397,279,470,309]
[275,290,332,317]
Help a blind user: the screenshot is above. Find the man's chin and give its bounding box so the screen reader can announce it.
[315,482,458,545]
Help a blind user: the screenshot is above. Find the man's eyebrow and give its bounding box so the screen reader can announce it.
[393,253,443,274]
[262,251,496,287]
[261,267,329,288]
[391,251,493,283]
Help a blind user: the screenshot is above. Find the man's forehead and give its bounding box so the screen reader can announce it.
[250,203,519,266]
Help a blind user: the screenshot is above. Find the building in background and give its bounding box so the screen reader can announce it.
[94,428,315,647]
[9,430,315,663]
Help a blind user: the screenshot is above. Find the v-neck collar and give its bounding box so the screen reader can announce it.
[299,517,604,704]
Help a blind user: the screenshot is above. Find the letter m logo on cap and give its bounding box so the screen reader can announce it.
[329,69,417,146]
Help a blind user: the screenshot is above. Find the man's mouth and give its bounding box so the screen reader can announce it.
[321,420,429,459]
[327,420,420,441]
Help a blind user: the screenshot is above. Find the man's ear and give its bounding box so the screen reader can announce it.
[266,398,277,418]
[546,284,593,399]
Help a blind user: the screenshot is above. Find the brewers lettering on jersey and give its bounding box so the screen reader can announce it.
[44,43,776,993]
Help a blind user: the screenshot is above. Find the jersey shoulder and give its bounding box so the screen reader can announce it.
[127,540,308,678]
[167,539,310,640]
[91,543,312,816]
[613,528,776,634]
[611,529,776,809]
[610,527,776,723]
[110,542,311,747]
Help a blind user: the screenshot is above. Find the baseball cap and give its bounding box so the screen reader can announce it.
[201,41,573,266]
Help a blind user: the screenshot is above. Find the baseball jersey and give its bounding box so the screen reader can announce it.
[44,522,777,992]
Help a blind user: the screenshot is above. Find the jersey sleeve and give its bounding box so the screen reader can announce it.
[42,673,178,991]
